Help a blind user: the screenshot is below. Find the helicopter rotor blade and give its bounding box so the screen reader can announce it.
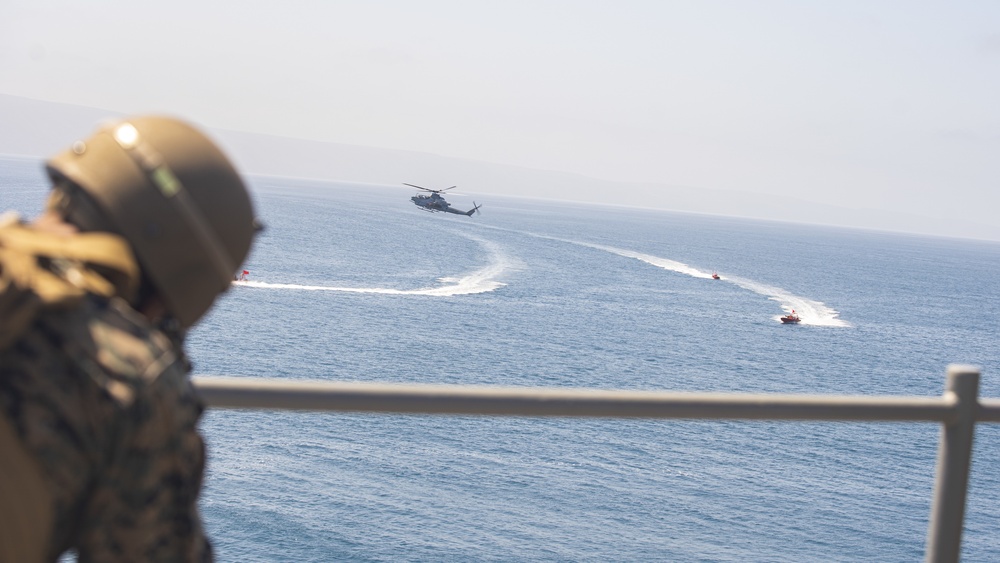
[404,182,457,194]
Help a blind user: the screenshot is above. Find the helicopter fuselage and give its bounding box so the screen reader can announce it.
[406,184,480,216]
[411,193,478,215]
[411,193,449,211]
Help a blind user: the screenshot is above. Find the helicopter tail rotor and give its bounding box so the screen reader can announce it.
[466,202,482,216]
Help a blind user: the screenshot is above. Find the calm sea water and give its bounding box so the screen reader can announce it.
[3,155,999,561]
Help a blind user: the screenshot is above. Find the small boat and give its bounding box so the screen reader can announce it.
[712,273,720,280]
[780,310,801,324]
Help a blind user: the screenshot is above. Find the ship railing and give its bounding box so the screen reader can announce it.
[192,364,999,563]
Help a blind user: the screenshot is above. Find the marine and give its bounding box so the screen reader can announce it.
[0,116,258,561]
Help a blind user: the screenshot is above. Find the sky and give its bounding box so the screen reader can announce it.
[2,0,998,233]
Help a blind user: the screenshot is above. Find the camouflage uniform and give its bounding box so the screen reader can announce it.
[0,291,212,560]
[1,115,256,562]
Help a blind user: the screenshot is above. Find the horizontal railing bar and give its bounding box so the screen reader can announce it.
[979,399,1000,422]
[191,377,975,422]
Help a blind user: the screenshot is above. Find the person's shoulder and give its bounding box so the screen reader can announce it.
[41,297,187,402]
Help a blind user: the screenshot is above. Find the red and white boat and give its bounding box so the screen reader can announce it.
[780,310,801,324]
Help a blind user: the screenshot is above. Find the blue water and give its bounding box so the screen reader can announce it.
[3,155,999,561]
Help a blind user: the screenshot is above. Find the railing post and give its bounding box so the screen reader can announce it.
[925,365,980,563]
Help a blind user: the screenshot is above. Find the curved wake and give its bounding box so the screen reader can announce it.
[503,229,848,327]
[595,243,849,327]
[576,242,715,280]
[235,233,514,297]
[718,275,849,328]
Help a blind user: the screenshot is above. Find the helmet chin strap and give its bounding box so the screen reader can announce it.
[107,122,235,287]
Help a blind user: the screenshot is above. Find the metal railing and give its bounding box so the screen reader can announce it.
[192,364,999,563]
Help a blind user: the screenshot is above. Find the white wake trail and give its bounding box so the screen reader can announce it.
[521,232,716,279]
[522,232,848,327]
[235,234,513,297]
[590,242,848,326]
[719,275,849,327]
[578,242,716,280]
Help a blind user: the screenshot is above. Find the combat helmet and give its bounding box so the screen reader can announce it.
[45,116,256,327]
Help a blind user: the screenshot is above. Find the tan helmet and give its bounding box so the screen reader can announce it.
[45,115,256,327]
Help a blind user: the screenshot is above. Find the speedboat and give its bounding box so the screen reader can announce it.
[780,311,801,324]
[712,273,720,280]
[232,269,250,284]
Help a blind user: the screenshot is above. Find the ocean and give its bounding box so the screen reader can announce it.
[3,155,999,561]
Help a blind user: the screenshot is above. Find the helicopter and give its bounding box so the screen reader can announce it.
[404,183,481,216]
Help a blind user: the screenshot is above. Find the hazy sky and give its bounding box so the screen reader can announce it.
[2,1,998,228]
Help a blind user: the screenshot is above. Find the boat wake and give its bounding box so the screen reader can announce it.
[234,233,515,297]
[504,229,849,327]
[574,242,715,280]
[719,275,850,327]
[590,242,849,327]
